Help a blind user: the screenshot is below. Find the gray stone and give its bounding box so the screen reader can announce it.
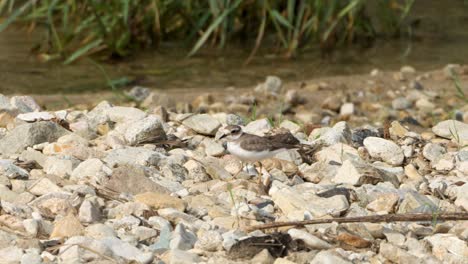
[170,223,197,250]
[161,163,187,182]
[226,114,245,126]
[126,86,151,102]
[28,177,63,196]
[202,157,232,180]
[432,120,468,143]
[243,118,272,136]
[132,226,158,241]
[310,250,352,264]
[150,224,172,250]
[392,97,412,110]
[288,228,332,249]
[183,160,210,183]
[124,115,166,145]
[313,121,352,146]
[379,242,421,264]
[79,200,101,223]
[270,181,349,219]
[422,143,446,162]
[104,147,165,167]
[415,98,435,113]
[20,251,42,264]
[363,137,404,166]
[255,76,282,96]
[11,96,41,113]
[222,229,247,251]
[105,106,146,123]
[0,121,70,155]
[71,158,110,184]
[0,246,24,263]
[0,94,16,113]
[251,249,275,264]
[397,191,438,213]
[100,236,153,263]
[195,230,222,252]
[163,249,201,264]
[202,138,225,157]
[0,185,20,202]
[85,223,117,239]
[182,114,221,136]
[43,155,79,178]
[104,165,170,195]
[334,159,397,186]
[0,160,29,179]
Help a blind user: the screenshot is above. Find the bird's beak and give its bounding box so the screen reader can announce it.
[215,129,227,141]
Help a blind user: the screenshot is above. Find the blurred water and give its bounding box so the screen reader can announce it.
[0,0,467,95]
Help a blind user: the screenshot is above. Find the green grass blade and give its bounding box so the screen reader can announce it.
[64,38,103,64]
[187,0,241,57]
[270,9,294,30]
[0,0,34,32]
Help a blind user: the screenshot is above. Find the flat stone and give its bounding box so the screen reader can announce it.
[0,246,23,263]
[379,242,421,264]
[312,121,352,146]
[85,223,117,239]
[397,191,438,213]
[20,251,42,264]
[105,106,146,123]
[135,192,186,211]
[363,137,404,166]
[423,143,446,162]
[251,249,275,264]
[124,115,166,145]
[0,121,70,155]
[70,158,110,184]
[78,200,101,223]
[161,249,201,264]
[288,228,332,249]
[43,155,79,178]
[432,120,468,143]
[28,177,63,196]
[194,230,222,252]
[104,165,170,195]
[50,213,84,238]
[270,181,349,219]
[202,138,225,157]
[100,236,153,264]
[104,147,164,167]
[243,118,272,136]
[392,97,412,110]
[182,114,221,136]
[310,250,352,264]
[170,223,197,250]
[366,193,399,213]
[0,160,29,179]
[10,96,40,113]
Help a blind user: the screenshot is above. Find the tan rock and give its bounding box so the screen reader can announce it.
[135,192,186,211]
[366,193,399,213]
[50,213,84,238]
[0,214,26,232]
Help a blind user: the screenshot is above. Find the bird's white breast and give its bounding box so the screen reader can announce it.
[226,141,283,162]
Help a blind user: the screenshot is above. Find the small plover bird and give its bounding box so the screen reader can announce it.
[216,125,300,175]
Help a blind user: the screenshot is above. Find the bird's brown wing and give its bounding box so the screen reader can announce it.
[265,132,300,146]
[238,134,297,151]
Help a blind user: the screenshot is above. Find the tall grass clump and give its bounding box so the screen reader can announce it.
[0,0,414,63]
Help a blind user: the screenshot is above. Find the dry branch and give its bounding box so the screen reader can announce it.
[245,212,468,232]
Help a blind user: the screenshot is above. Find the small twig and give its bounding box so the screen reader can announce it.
[244,212,468,232]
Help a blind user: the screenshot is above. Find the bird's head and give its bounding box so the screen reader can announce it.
[215,125,243,141]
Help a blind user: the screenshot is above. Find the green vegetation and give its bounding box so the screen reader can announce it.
[0,0,414,64]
